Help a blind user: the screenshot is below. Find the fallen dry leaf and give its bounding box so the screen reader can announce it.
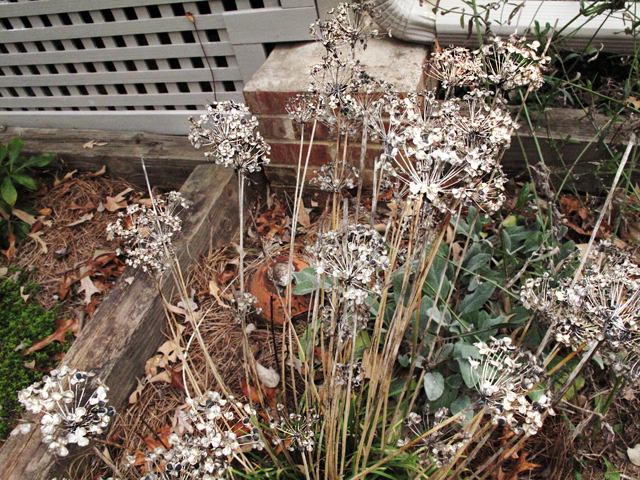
[167,366,186,392]
[209,279,232,308]
[105,187,133,212]
[12,208,36,225]
[248,256,310,325]
[77,276,102,304]
[255,198,288,239]
[129,377,147,404]
[145,354,166,377]
[158,339,182,363]
[296,202,311,229]
[149,370,172,384]
[24,318,79,355]
[54,170,77,187]
[19,286,30,302]
[143,423,172,451]
[217,264,236,284]
[67,212,94,227]
[2,229,16,261]
[495,451,541,480]
[87,165,107,177]
[172,407,194,436]
[28,231,48,254]
[37,207,52,216]
[627,96,640,110]
[82,139,108,149]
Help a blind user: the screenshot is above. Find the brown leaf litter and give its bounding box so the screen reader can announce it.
[1,169,146,320]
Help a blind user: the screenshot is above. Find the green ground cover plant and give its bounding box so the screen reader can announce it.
[0,271,62,441]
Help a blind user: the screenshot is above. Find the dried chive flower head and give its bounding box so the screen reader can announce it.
[477,35,550,91]
[310,163,359,192]
[189,101,270,175]
[15,367,114,457]
[107,192,188,275]
[310,1,379,55]
[522,244,640,352]
[469,337,553,436]
[269,405,320,452]
[286,92,323,125]
[428,36,548,92]
[379,90,509,213]
[400,407,471,469]
[309,225,389,304]
[334,361,365,389]
[138,392,262,480]
[429,47,483,89]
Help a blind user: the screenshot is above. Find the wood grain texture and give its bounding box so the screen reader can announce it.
[0,163,245,480]
[0,127,211,189]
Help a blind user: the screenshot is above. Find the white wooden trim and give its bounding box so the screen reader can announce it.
[0,0,204,16]
[0,109,242,135]
[223,6,317,43]
[0,15,226,42]
[0,68,241,87]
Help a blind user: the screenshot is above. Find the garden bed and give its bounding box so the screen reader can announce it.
[0,162,248,480]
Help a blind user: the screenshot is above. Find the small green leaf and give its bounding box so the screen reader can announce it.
[10,173,37,191]
[0,144,7,164]
[398,354,410,367]
[1,177,17,206]
[424,371,445,401]
[458,282,495,315]
[292,267,330,295]
[19,153,55,170]
[501,215,517,227]
[7,137,24,169]
[445,374,462,389]
[464,253,491,273]
[456,358,478,388]
[450,394,471,416]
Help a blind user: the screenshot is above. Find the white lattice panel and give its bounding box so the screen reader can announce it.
[0,0,319,134]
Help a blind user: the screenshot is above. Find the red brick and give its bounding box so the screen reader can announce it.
[268,140,334,166]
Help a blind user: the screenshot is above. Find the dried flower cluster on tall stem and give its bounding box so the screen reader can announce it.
[522,243,640,384]
[14,367,114,457]
[132,392,263,480]
[469,337,553,436]
[107,192,189,275]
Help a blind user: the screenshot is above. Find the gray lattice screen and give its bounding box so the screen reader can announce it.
[0,0,319,134]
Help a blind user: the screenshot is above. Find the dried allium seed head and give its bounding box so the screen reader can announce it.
[139,392,262,480]
[308,225,389,304]
[106,192,188,275]
[14,367,115,457]
[400,406,471,468]
[269,407,320,452]
[428,47,484,89]
[476,35,550,91]
[470,337,553,436]
[189,101,270,174]
[310,163,359,192]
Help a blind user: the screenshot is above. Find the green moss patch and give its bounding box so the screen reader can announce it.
[0,272,63,441]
